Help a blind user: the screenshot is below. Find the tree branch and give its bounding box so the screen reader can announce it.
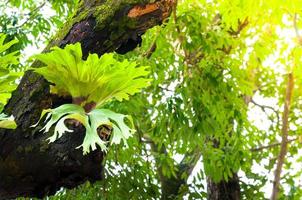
[14,1,47,29]
[227,18,249,36]
[250,137,297,152]
[293,13,302,45]
[251,99,281,128]
[271,73,294,200]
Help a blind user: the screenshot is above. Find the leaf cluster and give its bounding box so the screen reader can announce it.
[0,34,22,107]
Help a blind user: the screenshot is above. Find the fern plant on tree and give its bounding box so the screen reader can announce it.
[32,43,151,154]
[0,33,23,129]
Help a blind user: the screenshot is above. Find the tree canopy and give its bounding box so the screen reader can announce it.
[1,0,302,199]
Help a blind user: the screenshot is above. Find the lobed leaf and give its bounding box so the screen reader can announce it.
[34,105,135,155]
[32,43,151,107]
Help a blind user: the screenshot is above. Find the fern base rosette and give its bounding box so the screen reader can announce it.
[33,104,134,154]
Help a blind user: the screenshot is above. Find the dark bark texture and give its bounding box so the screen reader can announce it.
[0,0,173,199]
[207,174,241,200]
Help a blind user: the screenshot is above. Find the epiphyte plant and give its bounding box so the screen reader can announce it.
[32,43,151,154]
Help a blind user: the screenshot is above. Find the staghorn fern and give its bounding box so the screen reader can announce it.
[32,43,150,154]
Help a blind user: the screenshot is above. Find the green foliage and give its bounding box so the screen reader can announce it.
[0,33,21,129]
[0,33,22,108]
[32,43,151,107]
[0,0,76,55]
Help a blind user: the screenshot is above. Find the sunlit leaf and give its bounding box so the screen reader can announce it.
[32,43,151,107]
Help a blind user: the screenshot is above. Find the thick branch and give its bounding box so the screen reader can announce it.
[0,0,173,199]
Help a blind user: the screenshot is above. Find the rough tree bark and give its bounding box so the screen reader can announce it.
[207,175,241,200]
[0,0,173,199]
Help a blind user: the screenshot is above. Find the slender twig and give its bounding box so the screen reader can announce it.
[227,17,249,36]
[22,1,47,17]
[250,137,298,152]
[271,73,294,200]
[142,27,160,59]
[251,99,280,128]
[143,42,157,59]
[142,133,154,143]
[293,13,302,45]
[15,1,47,29]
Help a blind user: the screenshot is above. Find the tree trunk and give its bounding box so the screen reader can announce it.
[0,0,173,199]
[207,174,241,200]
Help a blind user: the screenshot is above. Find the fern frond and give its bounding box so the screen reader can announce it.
[32,43,151,107]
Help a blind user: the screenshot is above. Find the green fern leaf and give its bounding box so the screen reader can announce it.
[32,43,151,107]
